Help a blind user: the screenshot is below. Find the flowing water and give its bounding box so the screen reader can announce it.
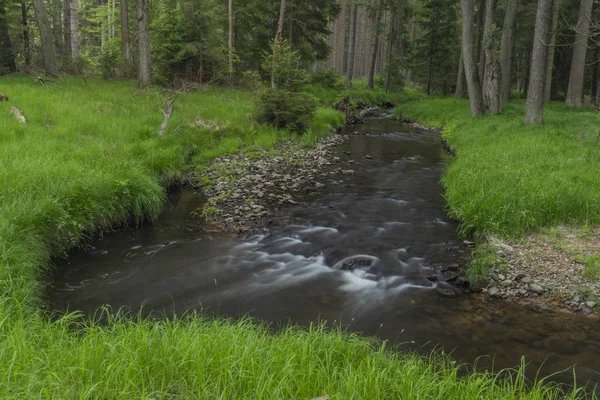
[49,119,600,393]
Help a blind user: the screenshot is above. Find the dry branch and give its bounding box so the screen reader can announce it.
[159,94,178,135]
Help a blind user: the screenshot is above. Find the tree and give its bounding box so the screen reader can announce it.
[565,0,593,107]
[524,0,553,124]
[456,52,465,97]
[367,0,383,89]
[64,0,72,62]
[70,0,78,58]
[346,3,358,86]
[543,0,559,102]
[461,0,485,116]
[482,0,502,113]
[33,0,60,76]
[410,0,459,95]
[228,0,233,73]
[500,0,518,102]
[121,0,130,65]
[271,0,287,89]
[21,1,31,69]
[0,0,16,74]
[137,0,151,87]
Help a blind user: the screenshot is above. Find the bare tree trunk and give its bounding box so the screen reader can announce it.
[566,0,593,107]
[70,0,79,57]
[482,0,502,113]
[228,0,233,72]
[121,0,130,64]
[524,0,553,124]
[367,0,383,89]
[481,0,495,89]
[461,0,485,117]
[543,0,559,102]
[137,0,151,87]
[500,0,518,102]
[33,0,60,76]
[53,0,64,57]
[0,0,16,74]
[476,0,485,86]
[271,0,287,89]
[346,4,358,87]
[456,50,466,98]
[591,47,599,103]
[21,2,31,69]
[63,0,72,62]
[385,12,395,92]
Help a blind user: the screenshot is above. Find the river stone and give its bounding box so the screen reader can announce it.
[488,287,502,298]
[469,276,489,292]
[315,183,326,189]
[342,170,355,175]
[500,280,513,288]
[520,276,533,284]
[586,301,597,309]
[498,274,506,281]
[435,287,457,297]
[529,283,545,295]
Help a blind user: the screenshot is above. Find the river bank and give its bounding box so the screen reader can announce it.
[0,75,596,398]
[398,98,600,316]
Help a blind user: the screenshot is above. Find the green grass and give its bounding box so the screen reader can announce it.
[582,255,600,280]
[0,75,592,398]
[398,98,600,237]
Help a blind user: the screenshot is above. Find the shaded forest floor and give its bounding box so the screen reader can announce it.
[0,76,594,398]
[398,98,600,313]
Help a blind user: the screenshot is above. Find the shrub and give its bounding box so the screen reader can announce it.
[254,88,317,132]
[261,40,309,92]
[311,67,343,88]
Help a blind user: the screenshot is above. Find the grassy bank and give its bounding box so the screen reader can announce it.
[398,98,600,237]
[0,76,591,398]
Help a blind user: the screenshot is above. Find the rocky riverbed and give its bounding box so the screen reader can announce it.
[475,231,600,316]
[195,133,350,232]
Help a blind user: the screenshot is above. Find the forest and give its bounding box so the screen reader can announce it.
[1,0,600,398]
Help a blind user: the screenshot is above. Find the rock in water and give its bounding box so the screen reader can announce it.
[469,276,489,292]
[435,287,457,297]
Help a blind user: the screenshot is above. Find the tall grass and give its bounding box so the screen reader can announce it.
[398,98,600,237]
[0,76,592,398]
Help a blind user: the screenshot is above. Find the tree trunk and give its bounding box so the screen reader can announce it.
[121,0,130,64]
[367,0,383,89]
[476,0,485,86]
[271,0,287,89]
[591,47,599,103]
[346,4,358,87]
[53,0,64,57]
[63,0,72,64]
[482,0,502,113]
[500,0,518,102]
[33,0,60,76]
[21,2,31,69]
[481,0,496,89]
[385,12,395,92]
[543,0,559,102]
[461,0,485,117]
[565,0,593,107]
[70,0,79,57]
[0,0,16,74]
[456,50,466,98]
[228,0,233,72]
[137,0,151,87]
[524,0,553,124]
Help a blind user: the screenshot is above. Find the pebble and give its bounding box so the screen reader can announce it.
[520,276,533,284]
[500,280,513,288]
[586,301,597,309]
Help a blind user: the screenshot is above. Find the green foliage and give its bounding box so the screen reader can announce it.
[255,88,318,132]
[408,0,458,94]
[311,67,344,89]
[469,243,499,280]
[583,255,600,280]
[99,38,123,79]
[399,98,600,236]
[262,40,309,91]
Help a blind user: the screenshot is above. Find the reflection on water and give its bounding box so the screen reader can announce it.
[49,118,600,394]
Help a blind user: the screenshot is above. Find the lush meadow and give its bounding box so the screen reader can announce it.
[398,98,600,237]
[0,76,594,398]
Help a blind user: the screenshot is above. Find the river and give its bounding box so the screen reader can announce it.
[49,118,600,394]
